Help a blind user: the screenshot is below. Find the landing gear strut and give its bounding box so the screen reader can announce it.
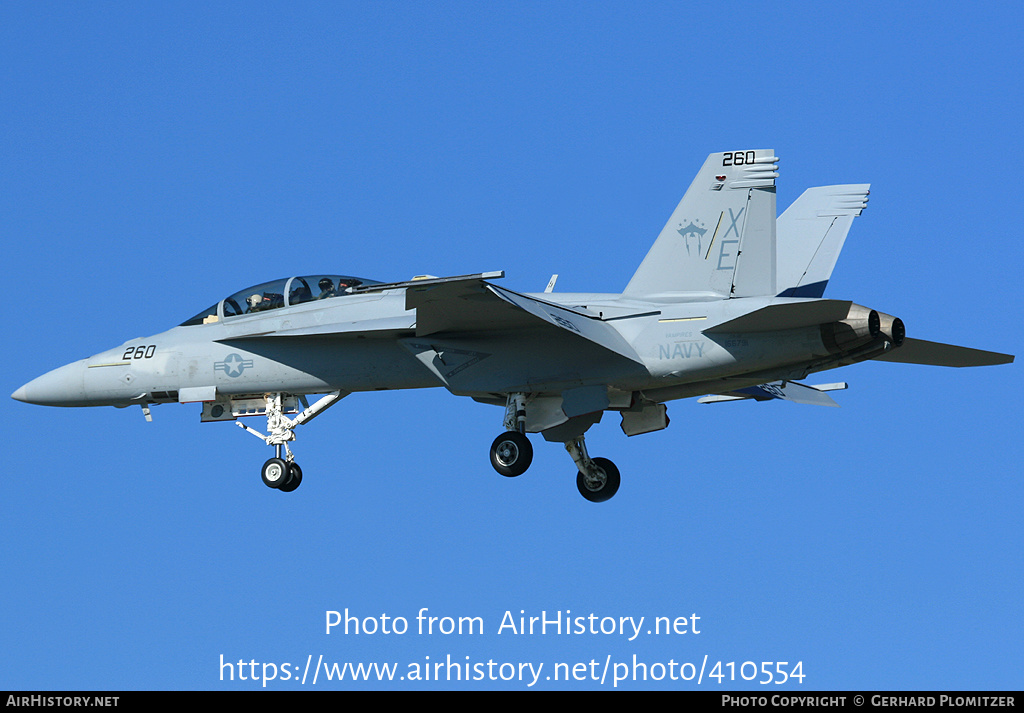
[489,393,533,477]
[238,391,345,492]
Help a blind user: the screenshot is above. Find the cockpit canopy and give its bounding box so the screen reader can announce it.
[180,274,382,326]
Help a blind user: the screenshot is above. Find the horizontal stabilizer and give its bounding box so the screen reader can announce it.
[704,299,852,333]
[699,381,846,406]
[872,338,1014,367]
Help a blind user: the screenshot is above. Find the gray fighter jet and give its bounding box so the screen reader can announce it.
[13,150,1014,501]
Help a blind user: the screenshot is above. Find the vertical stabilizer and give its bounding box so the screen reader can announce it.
[776,184,870,298]
[623,150,778,299]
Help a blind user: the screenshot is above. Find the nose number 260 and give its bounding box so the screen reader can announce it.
[122,345,157,360]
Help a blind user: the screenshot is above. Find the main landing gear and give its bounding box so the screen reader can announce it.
[487,392,621,502]
[489,393,533,476]
[490,431,533,477]
[566,438,620,503]
[237,391,345,493]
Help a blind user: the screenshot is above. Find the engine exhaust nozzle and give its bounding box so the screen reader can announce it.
[878,312,905,347]
[820,304,880,354]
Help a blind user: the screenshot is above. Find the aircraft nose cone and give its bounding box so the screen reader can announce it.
[12,361,87,406]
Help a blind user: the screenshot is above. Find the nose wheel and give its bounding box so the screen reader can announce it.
[261,457,289,488]
[262,458,303,492]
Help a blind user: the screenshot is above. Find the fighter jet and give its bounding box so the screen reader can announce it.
[12,150,1014,501]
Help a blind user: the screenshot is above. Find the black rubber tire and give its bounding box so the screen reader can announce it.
[279,462,303,492]
[489,431,533,477]
[261,457,289,489]
[576,457,620,502]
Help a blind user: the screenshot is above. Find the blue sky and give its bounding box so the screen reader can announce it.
[2,2,1021,691]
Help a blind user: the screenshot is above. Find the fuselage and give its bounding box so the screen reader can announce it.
[12,152,1014,503]
[12,278,852,410]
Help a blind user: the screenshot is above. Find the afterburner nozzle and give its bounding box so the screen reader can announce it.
[820,304,880,354]
[878,312,905,347]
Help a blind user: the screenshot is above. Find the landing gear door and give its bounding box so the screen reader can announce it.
[201,395,299,422]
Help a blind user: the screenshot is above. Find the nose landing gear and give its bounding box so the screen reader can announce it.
[237,391,345,492]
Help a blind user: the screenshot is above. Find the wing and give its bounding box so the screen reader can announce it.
[217,273,650,394]
[400,279,651,392]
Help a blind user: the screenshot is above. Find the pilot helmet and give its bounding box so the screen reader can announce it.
[319,278,334,290]
[247,294,262,308]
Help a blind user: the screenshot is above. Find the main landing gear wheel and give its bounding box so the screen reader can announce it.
[279,462,303,492]
[261,457,289,489]
[489,431,533,477]
[576,457,620,503]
